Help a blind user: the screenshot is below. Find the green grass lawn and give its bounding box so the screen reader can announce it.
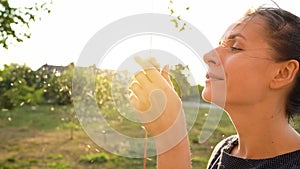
[0,105,299,169]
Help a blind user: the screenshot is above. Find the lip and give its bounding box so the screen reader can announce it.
[205,73,224,82]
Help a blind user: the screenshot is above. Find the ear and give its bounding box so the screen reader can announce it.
[270,60,299,89]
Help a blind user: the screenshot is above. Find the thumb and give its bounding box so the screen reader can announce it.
[161,65,173,87]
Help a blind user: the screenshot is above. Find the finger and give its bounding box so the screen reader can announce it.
[135,56,164,84]
[129,91,150,112]
[129,81,152,110]
[144,67,164,84]
[129,81,147,100]
[134,70,152,86]
[161,65,173,87]
[147,57,160,70]
[134,56,155,69]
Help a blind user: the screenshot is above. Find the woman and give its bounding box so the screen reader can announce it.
[129,6,300,169]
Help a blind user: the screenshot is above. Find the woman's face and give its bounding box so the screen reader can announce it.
[202,16,279,108]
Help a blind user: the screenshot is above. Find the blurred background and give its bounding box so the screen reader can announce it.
[1,0,300,168]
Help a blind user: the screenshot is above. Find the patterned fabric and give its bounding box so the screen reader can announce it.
[206,135,300,169]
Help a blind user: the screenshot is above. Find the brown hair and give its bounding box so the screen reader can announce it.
[245,7,300,120]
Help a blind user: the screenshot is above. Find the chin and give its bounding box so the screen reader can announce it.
[201,86,227,108]
[201,87,212,102]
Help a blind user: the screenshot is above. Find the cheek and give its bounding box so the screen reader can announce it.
[224,59,270,103]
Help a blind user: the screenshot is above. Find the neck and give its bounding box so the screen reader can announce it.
[225,101,300,159]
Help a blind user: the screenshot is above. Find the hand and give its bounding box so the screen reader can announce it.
[129,56,188,153]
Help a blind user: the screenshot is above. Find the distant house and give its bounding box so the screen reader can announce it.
[37,63,74,73]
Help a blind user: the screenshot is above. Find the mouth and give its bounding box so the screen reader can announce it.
[206,73,224,81]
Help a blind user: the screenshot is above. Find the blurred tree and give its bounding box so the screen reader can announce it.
[169,64,203,100]
[95,69,114,109]
[169,64,192,98]
[0,64,44,109]
[41,64,73,105]
[0,63,75,109]
[0,0,51,49]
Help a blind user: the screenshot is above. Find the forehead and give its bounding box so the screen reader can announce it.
[222,16,268,42]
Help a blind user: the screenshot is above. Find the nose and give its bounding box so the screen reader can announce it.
[203,48,221,67]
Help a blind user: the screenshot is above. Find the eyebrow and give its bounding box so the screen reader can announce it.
[227,33,246,40]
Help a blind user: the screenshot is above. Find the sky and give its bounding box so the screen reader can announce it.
[1,0,300,84]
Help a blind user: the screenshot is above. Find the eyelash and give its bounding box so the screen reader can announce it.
[230,46,243,51]
[219,40,243,52]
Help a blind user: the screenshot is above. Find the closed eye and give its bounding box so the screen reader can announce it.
[219,38,244,52]
[230,46,243,51]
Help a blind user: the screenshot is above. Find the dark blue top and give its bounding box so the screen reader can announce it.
[207,135,300,169]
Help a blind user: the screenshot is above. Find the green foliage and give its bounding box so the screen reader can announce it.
[169,64,202,100]
[0,157,41,169]
[0,63,75,109]
[170,64,189,97]
[47,154,63,160]
[41,64,74,105]
[0,62,201,142]
[0,62,201,109]
[79,153,109,164]
[0,0,51,49]
[0,64,44,109]
[46,162,70,169]
[73,66,129,110]
[0,63,79,141]
[94,69,114,108]
[168,0,190,32]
